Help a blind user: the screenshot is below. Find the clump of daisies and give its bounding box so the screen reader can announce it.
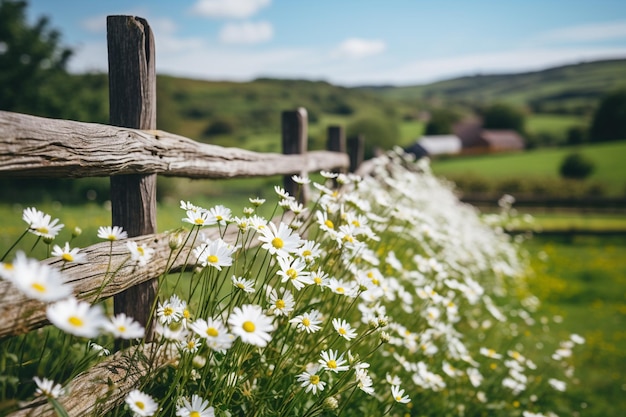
[1,150,584,417]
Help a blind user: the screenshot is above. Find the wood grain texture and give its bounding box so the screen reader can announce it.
[107,15,159,337]
[0,226,241,339]
[0,111,349,178]
[8,343,172,417]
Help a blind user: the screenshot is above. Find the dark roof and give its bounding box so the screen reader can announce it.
[481,130,525,150]
[453,121,484,147]
[404,142,429,158]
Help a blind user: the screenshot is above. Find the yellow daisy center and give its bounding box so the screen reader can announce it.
[117,325,127,333]
[163,306,174,316]
[309,375,320,384]
[68,316,83,327]
[327,360,337,369]
[272,237,284,249]
[242,321,256,333]
[324,219,334,229]
[302,318,311,327]
[107,234,116,241]
[207,255,219,264]
[194,218,204,225]
[36,226,49,234]
[206,327,219,337]
[286,268,298,279]
[336,287,345,294]
[275,299,285,309]
[135,401,145,410]
[216,215,223,221]
[137,246,145,256]
[31,282,46,293]
[314,277,322,284]
[338,328,347,335]
[183,309,191,319]
[302,250,312,257]
[190,412,201,417]
[352,220,360,227]
[61,253,74,262]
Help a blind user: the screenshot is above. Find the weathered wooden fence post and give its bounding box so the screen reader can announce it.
[107,15,157,338]
[348,134,365,173]
[327,126,346,167]
[282,107,308,202]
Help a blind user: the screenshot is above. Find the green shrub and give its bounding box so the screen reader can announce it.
[559,152,595,180]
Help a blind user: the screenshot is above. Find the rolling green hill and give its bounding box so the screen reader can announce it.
[362,58,626,114]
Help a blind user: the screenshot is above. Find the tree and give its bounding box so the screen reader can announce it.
[0,0,73,117]
[559,152,595,180]
[589,88,626,141]
[424,108,460,135]
[482,103,525,133]
[347,117,400,160]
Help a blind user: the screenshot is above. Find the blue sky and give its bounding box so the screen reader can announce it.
[27,0,626,86]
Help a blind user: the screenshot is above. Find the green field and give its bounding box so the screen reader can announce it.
[524,236,626,417]
[526,113,588,137]
[431,140,626,196]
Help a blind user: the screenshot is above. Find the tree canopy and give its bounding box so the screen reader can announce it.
[589,88,626,142]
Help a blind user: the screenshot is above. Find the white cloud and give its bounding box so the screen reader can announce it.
[192,0,271,19]
[332,38,386,59]
[219,21,273,44]
[539,20,626,43]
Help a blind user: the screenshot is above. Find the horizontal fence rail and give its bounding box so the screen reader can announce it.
[0,111,350,179]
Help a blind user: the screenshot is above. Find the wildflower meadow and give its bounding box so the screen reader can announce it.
[0,149,584,417]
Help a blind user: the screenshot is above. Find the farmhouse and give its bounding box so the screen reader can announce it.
[416,135,463,156]
[454,121,525,154]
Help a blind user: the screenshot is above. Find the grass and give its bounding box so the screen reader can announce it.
[526,113,588,137]
[431,140,626,196]
[523,235,626,417]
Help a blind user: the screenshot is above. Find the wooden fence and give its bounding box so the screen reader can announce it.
[0,15,362,416]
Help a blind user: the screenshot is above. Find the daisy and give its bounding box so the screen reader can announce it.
[267,287,295,316]
[97,225,127,241]
[180,200,203,212]
[548,378,567,392]
[297,240,322,263]
[332,318,358,341]
[11,252,72,302]
[291,174,311,185]
[157,298,183,325]
[125,389,158,417]
[193,238,238,270]
[46,297,105,338]
[315,210,336,232]
[51,242,87,264]
[179,337,202,354]
[126,241,155,266]
[182,209,215,227]
[103,313,145,339]
[33,376,64,398]
[231,275,256,293]
[22,207,64,239]
[228,304,274,347]
[276,256,312,291]
[391,385,411,403]
[189,317,234,352]
[208,204,231,225]
[176,394,214,417]
[318,349,349,373]
[327,278,356,298]
[257,222,301,258]
[355,368,375,395]
[249,197,266,207]
[480,347,502,359]
[319,170,339,179]
[274,185,292,199]
[296,364,326,395]
[289,309,323,333]
[310,268,330,288]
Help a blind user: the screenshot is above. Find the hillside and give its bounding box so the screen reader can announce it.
[362,58,626,114]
